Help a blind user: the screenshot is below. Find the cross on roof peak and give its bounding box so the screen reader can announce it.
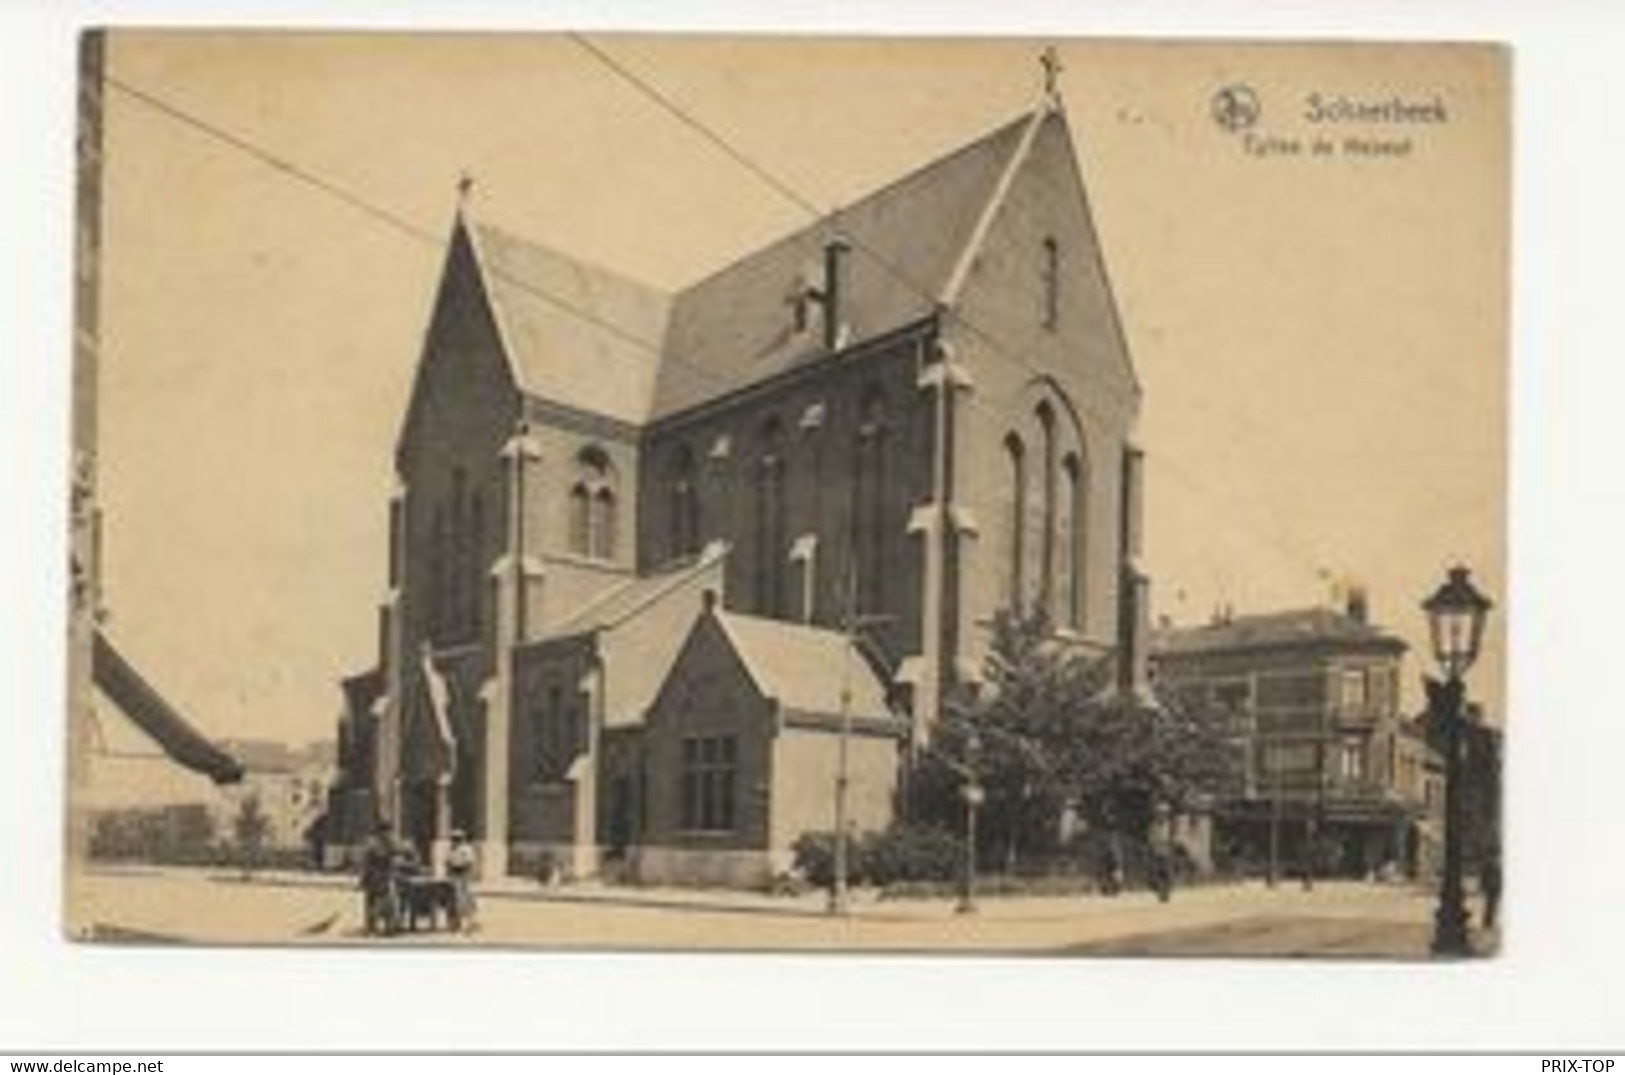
[1039,46,1064,106]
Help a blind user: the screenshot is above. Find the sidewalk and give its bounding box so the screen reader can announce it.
[75,862,1448,954]
[93,863,1435,924]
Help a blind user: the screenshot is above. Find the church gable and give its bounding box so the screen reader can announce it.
[644,610,772,733]
[951,108,1141,414]
[395,217,524,477]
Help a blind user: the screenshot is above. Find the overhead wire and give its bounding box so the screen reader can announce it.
[566,35,1334,590]
[107,58,1329,594]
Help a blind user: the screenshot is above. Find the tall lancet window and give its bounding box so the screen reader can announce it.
[1062,451,1085,630]
[1036,402,1058,618]
[853,388,888,614]
[468,490,486,638]
[668,445,701,561]
[754,419,788,616]
[592,487,617,560]
[1004,432,1026,612]
[569,445,617,561]
[1042,237,1061,331]
[430,504,448,639]
[450,466,470,636]
[568,485,591,556]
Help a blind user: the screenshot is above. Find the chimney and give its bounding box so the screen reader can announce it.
[821,237,850,352]
[1346,585,1369,625]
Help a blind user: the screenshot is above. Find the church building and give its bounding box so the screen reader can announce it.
[327,78,1150,886]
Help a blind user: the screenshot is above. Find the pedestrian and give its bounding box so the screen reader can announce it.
[1148,830,1174,904]
[1097,834,1123,897]
[360,820,398,937]
[447,829,478,933]
[1479,849,1502,931]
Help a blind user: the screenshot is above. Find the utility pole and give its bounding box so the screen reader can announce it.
[1267,739,1281,888]
[830,571,854,915]
[828,553,893,916]
[67,32,107,904]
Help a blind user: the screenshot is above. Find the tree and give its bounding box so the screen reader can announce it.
[911,609,1228,871]
[232,793,271,879]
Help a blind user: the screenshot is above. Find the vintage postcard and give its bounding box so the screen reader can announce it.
[66,30,1508,957]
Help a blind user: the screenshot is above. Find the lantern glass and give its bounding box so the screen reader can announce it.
[1422,566,1492,679]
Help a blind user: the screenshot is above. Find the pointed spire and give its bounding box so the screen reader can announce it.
[1039,45,1065,110]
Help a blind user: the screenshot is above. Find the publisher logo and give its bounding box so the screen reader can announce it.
[1211,84,1261,132]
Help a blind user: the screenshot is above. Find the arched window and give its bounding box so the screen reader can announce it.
[1004,433,1026,612]
[430,504,448,637]
[853,388,888,614]
[1036,402,1058,618]
[1063,451,1085,630]
[668,445,701,561]
[592,487,617,560]
[1041,236,1061,331]
[568,484,591,555]
[450,466,469,635]
[754,419,788,616]
[570,445,617,561]
[469,490,486,637]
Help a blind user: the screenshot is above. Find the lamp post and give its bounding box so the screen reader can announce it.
[957,731,983,915]
[1422,565,1493,957]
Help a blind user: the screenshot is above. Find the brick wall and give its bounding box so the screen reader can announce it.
[639,332,931,666]
[948,114,1140,671]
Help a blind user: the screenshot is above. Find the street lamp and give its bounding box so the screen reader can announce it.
[957,731,983,915]
[1422,565,1493,957]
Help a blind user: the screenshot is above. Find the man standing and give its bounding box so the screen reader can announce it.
[1480,848,1503,932]
[360,821,399,936]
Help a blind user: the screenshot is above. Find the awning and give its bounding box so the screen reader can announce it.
[91,630,244,785]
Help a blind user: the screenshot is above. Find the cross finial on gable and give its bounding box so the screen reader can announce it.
[1040,46,1064,107]
[456,169,476,207]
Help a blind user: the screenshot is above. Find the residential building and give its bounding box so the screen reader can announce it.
[1152,593,1439,880]
[214,739,337,855]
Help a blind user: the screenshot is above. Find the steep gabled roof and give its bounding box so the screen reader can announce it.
[466,220,670,425]
[523,545,729,728]
[544,542,727,640]
[714,611,893,721]
[458,107,1056,424]
[1153,607,1407,659]
[652,112,1038,419]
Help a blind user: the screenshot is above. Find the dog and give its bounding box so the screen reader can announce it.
[397,876,461,933]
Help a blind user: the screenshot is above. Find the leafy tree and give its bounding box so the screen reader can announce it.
[232,793,271,879]
[910,608,1229,872]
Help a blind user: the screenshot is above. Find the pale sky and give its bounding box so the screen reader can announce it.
[95,33,1507,749]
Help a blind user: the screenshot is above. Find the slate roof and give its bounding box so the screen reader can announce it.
[652,112,1038,419]
[469,222,670,427]
[461,108,1050,424]
[713,611,894,721]
[525,545,729,729]
[1152,607,1407,658]
[544,544,727,641]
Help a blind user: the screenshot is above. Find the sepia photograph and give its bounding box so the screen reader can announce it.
[65,30,1508,959]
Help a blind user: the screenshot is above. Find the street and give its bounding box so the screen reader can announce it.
[67,866,1495,958]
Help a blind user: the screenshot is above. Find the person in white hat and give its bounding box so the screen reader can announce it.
[446,829,478,933]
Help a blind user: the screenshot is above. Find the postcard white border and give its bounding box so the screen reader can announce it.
[3,0,1621,1052]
